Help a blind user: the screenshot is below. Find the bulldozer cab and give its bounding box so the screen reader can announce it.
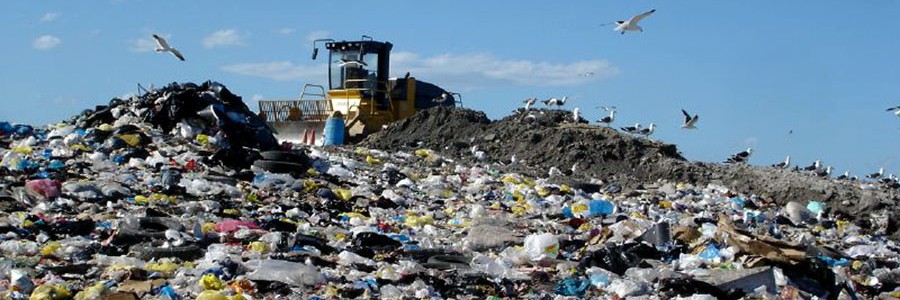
[259,36,456,145]
[326,40,392,110]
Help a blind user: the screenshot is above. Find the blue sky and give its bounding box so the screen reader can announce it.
[2,1,899,177]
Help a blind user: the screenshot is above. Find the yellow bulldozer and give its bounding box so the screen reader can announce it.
[258,36,458,145]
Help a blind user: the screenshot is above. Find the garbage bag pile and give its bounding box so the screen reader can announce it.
[1,86,899,299]
[73,81,278,169]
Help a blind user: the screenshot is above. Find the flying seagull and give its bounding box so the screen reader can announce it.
[615,9,656,35]
[888,106,900,117]
[542,96,568,107]
[867,167,884,179]
[523,97,537,110]
[638,123,656,137]
[620,123,641,134]
[153,34,185,61]
[681,109,699,129]
[725,148,752,164]
[772,156,791,168]
[597,109,616,127]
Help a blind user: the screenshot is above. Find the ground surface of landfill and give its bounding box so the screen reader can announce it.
[1,82,899,300]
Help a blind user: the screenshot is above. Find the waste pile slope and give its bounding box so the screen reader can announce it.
[362,107,900,238]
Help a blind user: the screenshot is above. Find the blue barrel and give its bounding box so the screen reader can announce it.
[323,117,345,146]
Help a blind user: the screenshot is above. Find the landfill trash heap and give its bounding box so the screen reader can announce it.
[0,82,897,299]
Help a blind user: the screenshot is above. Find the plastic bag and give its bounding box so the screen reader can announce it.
[244,259,324,286]
[523,233,559,261]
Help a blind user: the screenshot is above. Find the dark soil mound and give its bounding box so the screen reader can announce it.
[364,107,683,181]
[363,107,900,238]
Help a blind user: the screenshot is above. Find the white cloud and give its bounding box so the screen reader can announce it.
[251,94,265,102]
[40,12,60,22]
[203,29,247,48]
[222,61,326,82]
[278,28,295,35]
[306,30,330,42]
[129,35,160,52]
[393,52,619,88]
[33,35,61,50]
[222,52,619,89]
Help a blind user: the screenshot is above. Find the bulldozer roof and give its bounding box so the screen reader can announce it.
[325,40,393,53]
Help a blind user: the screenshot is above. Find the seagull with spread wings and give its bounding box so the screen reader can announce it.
[680,109,699,129]
[614,9,656,35]
[152,34,185,61]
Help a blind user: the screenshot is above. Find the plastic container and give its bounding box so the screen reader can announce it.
[323,115,345,146]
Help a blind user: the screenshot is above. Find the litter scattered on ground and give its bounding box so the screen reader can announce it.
[1,82,899,299]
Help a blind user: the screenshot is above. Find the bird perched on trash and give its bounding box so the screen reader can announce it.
[620,123,642,134]
[772,156,790,168]
[572,107,581,123]
[725,148,752,164]
[887,106,900,117]
[522,112,537,123]
[565,163,578,176]
[814,166,833,178]
[680,109,699,129]
[542,96,567,108]
[801,160,822,172]
[523,97,537,110]
[613,9,656,35]
[433,92,449,103]
[152,34,185,61]
[867,167,884,179]
[637,123,656,137]
[836,171,851,181]
[597,109,616,127]
[471,145,486,161]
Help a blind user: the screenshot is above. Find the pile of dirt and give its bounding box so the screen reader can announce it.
[363,107,683,182]
[362,107,900,238]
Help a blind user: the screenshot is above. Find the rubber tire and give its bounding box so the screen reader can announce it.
[118,217,184,240]
[259,151,309,164]
[252,160,307,174]
[130,243,203,261]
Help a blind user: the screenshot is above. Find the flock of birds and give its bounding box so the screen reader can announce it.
[512,8,900,189]
[520,95,694,139]
[517,95,900,189]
